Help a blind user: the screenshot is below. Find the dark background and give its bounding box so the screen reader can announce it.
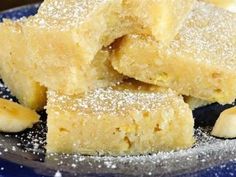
[0,0,42,11]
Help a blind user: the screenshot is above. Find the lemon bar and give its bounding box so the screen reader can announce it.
[46,82,194,155]
[0,0,194,95]
[112,2,236,104]
[0,66,46,111]
[0,25,46,110]
[202,0,236,12]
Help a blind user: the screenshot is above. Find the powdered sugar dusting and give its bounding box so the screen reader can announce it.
[26,0,108,28]
[47,86,185,116]
[163,2,236,70]
[0,79,235,175]
[54,170,62,177]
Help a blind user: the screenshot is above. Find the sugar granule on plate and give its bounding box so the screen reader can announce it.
[54,170,62,177]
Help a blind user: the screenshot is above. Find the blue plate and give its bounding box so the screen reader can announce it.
[0,4,236,177]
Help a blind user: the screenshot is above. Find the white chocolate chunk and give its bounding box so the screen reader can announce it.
[211,107,236,138]
[0,98,39,133]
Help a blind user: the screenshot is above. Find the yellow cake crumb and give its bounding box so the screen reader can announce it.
[0,0,194,95]
[46,82,194,155]
[111,2,236,104]
[184,97,212,110]
[0,22,46,110]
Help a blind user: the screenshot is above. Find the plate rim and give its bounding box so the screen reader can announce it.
[0,3,40,14]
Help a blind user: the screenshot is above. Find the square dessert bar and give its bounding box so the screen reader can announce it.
[0,0,194,95]
[0,23,46,110]
[112,2,236,104]
[0,66,46,111]
[46,82,194,155]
